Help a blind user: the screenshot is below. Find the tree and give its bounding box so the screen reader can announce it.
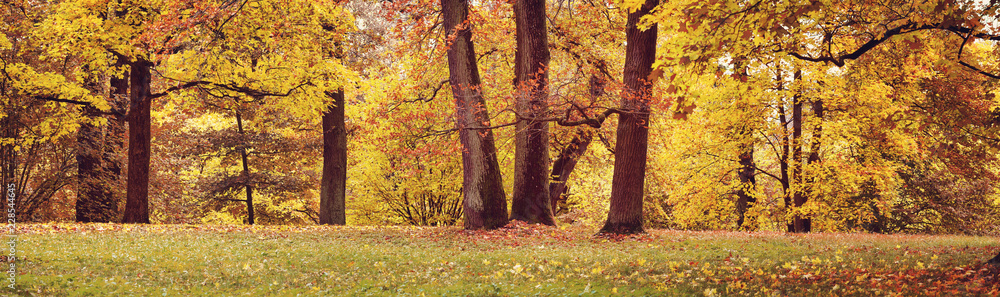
[600,0,658,235]
[2,0,110,222]
[510,0,555,225]
[35,0,168,223]
[319,88,347,225]
[122,60,152,223]
[441,0,509,230]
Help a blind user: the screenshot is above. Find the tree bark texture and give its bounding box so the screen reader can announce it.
[319,89,347,225]
[599,0,658,235]
[76,69,127,222]
[442,0,509,230]
[510,0,555,225]
[123,60,151,224]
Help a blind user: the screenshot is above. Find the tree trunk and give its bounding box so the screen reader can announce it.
[800,98,824,232]
[0,107,16,206]
[510,0,555,225]
[735,142,756,230]
[319,89,347,225]
[76,68,127,223]
[234,111,254,225]
[549,72,605,214]
[988,252,1000,267]
[123,60,151,224]
[599,0,658,235]
[775,64,793,232]
[791,70,809,233]
[807,100,824,165]
[442,0,509,230]
[549,129,592,214]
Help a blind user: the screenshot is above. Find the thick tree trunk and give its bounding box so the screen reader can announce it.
[442,0,509,230]
[235,111,254,225]
[735,142,756,230]
[599,0,658,235]
[319,89,347,225]
[510,0,555,225]
[123,60,151,224]
[76,68,127,223]
[549,129,592,214]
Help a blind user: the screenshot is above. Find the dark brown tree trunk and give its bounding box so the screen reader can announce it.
[123,60,151,224]
[0,108,16,204]
[599,0,658,235]
[775,65,793,232]
[75,72,127,223]
[734,141,756,230]
[808,100,824,165]
[988,252,1000,267]
[442,0,509,230]
[510,0,555,225]
[549,129,592,214]
[778,101,790,208]
[319,89,347,225]
[235,111,254,225]
[791,70,809,233]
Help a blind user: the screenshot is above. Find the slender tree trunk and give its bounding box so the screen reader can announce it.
[599,0,658,235]
[76,68,127,223]
[549,129,592,214]
[549,72,606,214]
[234,111,254,225]
[807,100,823,165]
[319,89,347,225]
[735,140,756,230]
[510,0,555,225]
[123,60,151,224]
[733,61,755,230]
[775,64,793,232]
[442,0,509,230]
[791,70,808,233]
[798,98,824,232]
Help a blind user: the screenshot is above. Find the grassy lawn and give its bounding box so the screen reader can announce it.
[8,223,1000,296]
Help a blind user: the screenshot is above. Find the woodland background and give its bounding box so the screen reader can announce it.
[3,0,1000,235]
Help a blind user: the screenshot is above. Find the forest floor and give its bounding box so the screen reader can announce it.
[8,222,1000,296]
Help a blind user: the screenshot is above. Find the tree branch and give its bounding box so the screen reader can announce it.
[32,95,92,106]
[787,22,937,67]
[148,81,214,99]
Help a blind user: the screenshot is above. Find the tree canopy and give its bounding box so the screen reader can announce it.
[1,0,999,235]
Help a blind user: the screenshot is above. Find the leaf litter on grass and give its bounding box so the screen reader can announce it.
[8,223,1000,296]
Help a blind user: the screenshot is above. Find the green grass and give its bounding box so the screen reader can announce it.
[7,223,1000,296]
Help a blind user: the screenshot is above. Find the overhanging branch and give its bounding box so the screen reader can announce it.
[787,22,937,67]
